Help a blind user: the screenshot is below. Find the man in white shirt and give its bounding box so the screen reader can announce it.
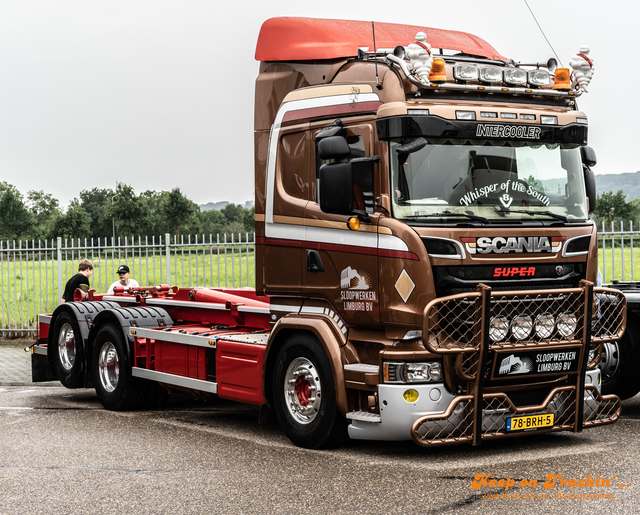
[107,264,139,294]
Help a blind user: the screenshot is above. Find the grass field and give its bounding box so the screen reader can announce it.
[3,240,636,331]
[1,250,255,330]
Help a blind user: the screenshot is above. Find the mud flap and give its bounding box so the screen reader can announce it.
[31,350,57,382]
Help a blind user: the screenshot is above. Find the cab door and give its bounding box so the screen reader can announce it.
[304,120,381,328]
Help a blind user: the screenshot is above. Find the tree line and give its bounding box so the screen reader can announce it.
[592,190,640,228]
[0,181,254,241]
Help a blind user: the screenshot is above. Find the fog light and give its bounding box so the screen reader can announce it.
[557,312,578,338]
[490,316,510,342]
[403,389,419,403]
[535,314,555,339]
[511,315,533,340]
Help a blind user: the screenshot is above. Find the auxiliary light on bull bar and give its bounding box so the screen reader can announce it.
[488,311,579,342]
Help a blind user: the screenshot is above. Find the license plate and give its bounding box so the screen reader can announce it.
[506,413,554,432]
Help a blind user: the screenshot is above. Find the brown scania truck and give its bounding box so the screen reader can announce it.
[32,17,626,449]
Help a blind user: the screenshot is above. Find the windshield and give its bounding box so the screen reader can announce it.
[390,138,588,222]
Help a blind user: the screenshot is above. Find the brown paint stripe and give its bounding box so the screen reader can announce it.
[282,101,382,123]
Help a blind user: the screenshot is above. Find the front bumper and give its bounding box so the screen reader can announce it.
[347,368,617,442]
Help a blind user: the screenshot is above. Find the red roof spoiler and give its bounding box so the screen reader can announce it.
[255,17,508,62]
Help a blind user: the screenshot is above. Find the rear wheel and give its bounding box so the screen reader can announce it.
[92,324,143,410]
[272,334,345,449]
[52,312,84,388]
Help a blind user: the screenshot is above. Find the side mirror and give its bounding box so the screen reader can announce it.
[318,136,350,160]
[580,145,597,168]
[584,166,596,214]
[319,161,353,215]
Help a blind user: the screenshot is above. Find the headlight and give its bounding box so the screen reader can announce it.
[511,315,533,340]
[406,363,430,382]
[383,362,444,383]
[429,362,443,381]
[557,312,578,338]
[489,316,509,342]
[535,314,555,339]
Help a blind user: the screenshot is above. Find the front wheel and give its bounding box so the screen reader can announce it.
[601,312,640,400]
[272,334,345,449]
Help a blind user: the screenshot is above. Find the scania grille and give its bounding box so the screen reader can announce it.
[432,264,585,297]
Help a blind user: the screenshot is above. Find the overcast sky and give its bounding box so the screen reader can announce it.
[0,0,633,209]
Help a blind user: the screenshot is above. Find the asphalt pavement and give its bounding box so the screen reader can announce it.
[1,339,639,514]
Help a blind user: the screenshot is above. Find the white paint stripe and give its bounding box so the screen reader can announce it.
[266,223,409,253]
[265,92,380,227]
[270,305,302,313]
[300,306,325,314]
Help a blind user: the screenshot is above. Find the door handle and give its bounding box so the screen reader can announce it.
[306,249,325,272]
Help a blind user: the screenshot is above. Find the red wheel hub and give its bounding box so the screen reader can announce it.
[294,376,311,406]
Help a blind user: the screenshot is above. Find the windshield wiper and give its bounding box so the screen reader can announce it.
[404,211,490,223]
[494,207,568,223]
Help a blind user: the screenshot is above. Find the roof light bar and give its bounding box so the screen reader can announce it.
[504,68,527,85]
[479,66,502,83]
[453,64,479,81]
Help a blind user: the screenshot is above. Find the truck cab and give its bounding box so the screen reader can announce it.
[253,18,625,445]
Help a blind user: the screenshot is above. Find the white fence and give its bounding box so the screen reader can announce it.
[599,221,640,284]
[0,233,255,337]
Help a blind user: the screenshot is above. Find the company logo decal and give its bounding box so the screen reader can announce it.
[340,267,376,312]
[461,236,565,254]
[496,350,580,378]
[498,354,533,375]
[556,265,564,276]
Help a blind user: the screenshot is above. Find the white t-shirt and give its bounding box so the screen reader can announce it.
[107,279,139,294]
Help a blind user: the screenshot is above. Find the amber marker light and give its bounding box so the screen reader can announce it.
[348,216,360,231]
[428,58,447,83]
[553,68,571,90]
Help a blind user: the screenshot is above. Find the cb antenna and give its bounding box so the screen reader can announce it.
[523,0,563,67]
[372,21,382,90]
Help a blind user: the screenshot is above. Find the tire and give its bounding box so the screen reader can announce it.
[52,312,85,388]
[91,324,144,410]
[601,311,640,400]
[271,334,346,449]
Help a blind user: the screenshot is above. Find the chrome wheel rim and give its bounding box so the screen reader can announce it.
[98,341,119,393]
[57,323,76,371]
[599,341,619,381]
[284,357,321,424]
